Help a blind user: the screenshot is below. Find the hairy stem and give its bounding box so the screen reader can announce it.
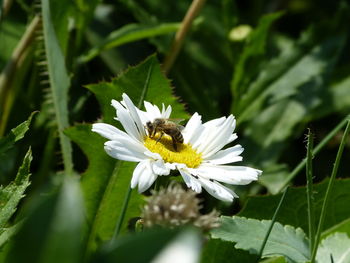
[277,116,349,193]
[306,129,315,253]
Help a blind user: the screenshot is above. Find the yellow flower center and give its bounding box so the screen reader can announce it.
[144,134,202,168]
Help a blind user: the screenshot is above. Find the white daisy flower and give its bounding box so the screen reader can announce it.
[92,93,262,202]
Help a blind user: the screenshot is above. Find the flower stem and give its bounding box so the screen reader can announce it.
[163,0,206,74]
[111,185,132,242]
[306,129,315,253]
[277,115,349,193]
[310,116,350,262]
[257,186,289,261]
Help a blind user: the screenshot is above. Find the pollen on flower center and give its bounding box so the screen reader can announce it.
[144,135,202,168]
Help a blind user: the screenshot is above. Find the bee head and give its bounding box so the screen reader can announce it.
[146,121,154,136]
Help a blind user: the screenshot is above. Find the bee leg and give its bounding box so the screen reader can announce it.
[171,137,178,151]
[156,132,164,144]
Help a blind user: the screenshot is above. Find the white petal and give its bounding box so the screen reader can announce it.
[144,101,162,120]
[162,104,172,118]
[203,116,226,128]
[138,160,158,193]
[152,159,170,175]
[104,136,147,155]
[131,160,157,191]
[204,145,244,164]
[179,169,202,193]
[92,123,128,140]
[122,93,146,137]
[190,164,261,185]
[144,150,163,160]
[199,115,236,157]
[112,100,142,141]
[131,160,147,188]
[104,141,147,162]
[192,115,233,152]
[182,113,203,145]
[198,178,238,202]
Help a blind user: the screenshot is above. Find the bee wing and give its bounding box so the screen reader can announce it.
[167,118,185,124]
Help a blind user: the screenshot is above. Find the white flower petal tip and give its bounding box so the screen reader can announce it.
[92,93,262,201]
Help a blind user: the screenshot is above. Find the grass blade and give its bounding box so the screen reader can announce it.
[256,187,289,261]
[41,0,73,175]
[311,116,350,262]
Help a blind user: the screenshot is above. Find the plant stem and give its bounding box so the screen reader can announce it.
[0,15,41,135]
[111,185,132,242]
[1,0,13,19]
[310,116,350,262]
[257,186,289,261]
[306,129,315,253]
[277,115,349,193]
[163,0,206,74]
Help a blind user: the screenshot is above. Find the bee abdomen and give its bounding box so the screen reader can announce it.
[174,132,184,143]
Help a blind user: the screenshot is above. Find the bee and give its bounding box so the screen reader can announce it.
[146,118,184,151]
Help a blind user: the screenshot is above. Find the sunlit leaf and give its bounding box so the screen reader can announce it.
[239,178,350,235]
[316,233,350,263]
[211,216,310,263]
[240,30,347,165]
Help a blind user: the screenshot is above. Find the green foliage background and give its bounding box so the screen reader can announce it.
[0,0,350,262]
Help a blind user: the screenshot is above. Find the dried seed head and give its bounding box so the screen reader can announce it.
[142,183,219,231]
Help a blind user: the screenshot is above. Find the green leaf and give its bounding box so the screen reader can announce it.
[94,228,201,263]
[231,11,283,103]
[0,222,22,249]
[201,239,257,263]
[0,112,36,156]
[86,54,188,123]
[239,178,350,236]
[6,176,84,263]
[0,148,32,229]
[65,124,143,247]
[316,233,350,263]
[80,23,181,63]
[42,0,73,175]
[322,218,350,239]
[211,216,310,263]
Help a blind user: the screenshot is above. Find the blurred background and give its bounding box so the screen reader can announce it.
[1,0,349,194]
[1,0,350,261]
